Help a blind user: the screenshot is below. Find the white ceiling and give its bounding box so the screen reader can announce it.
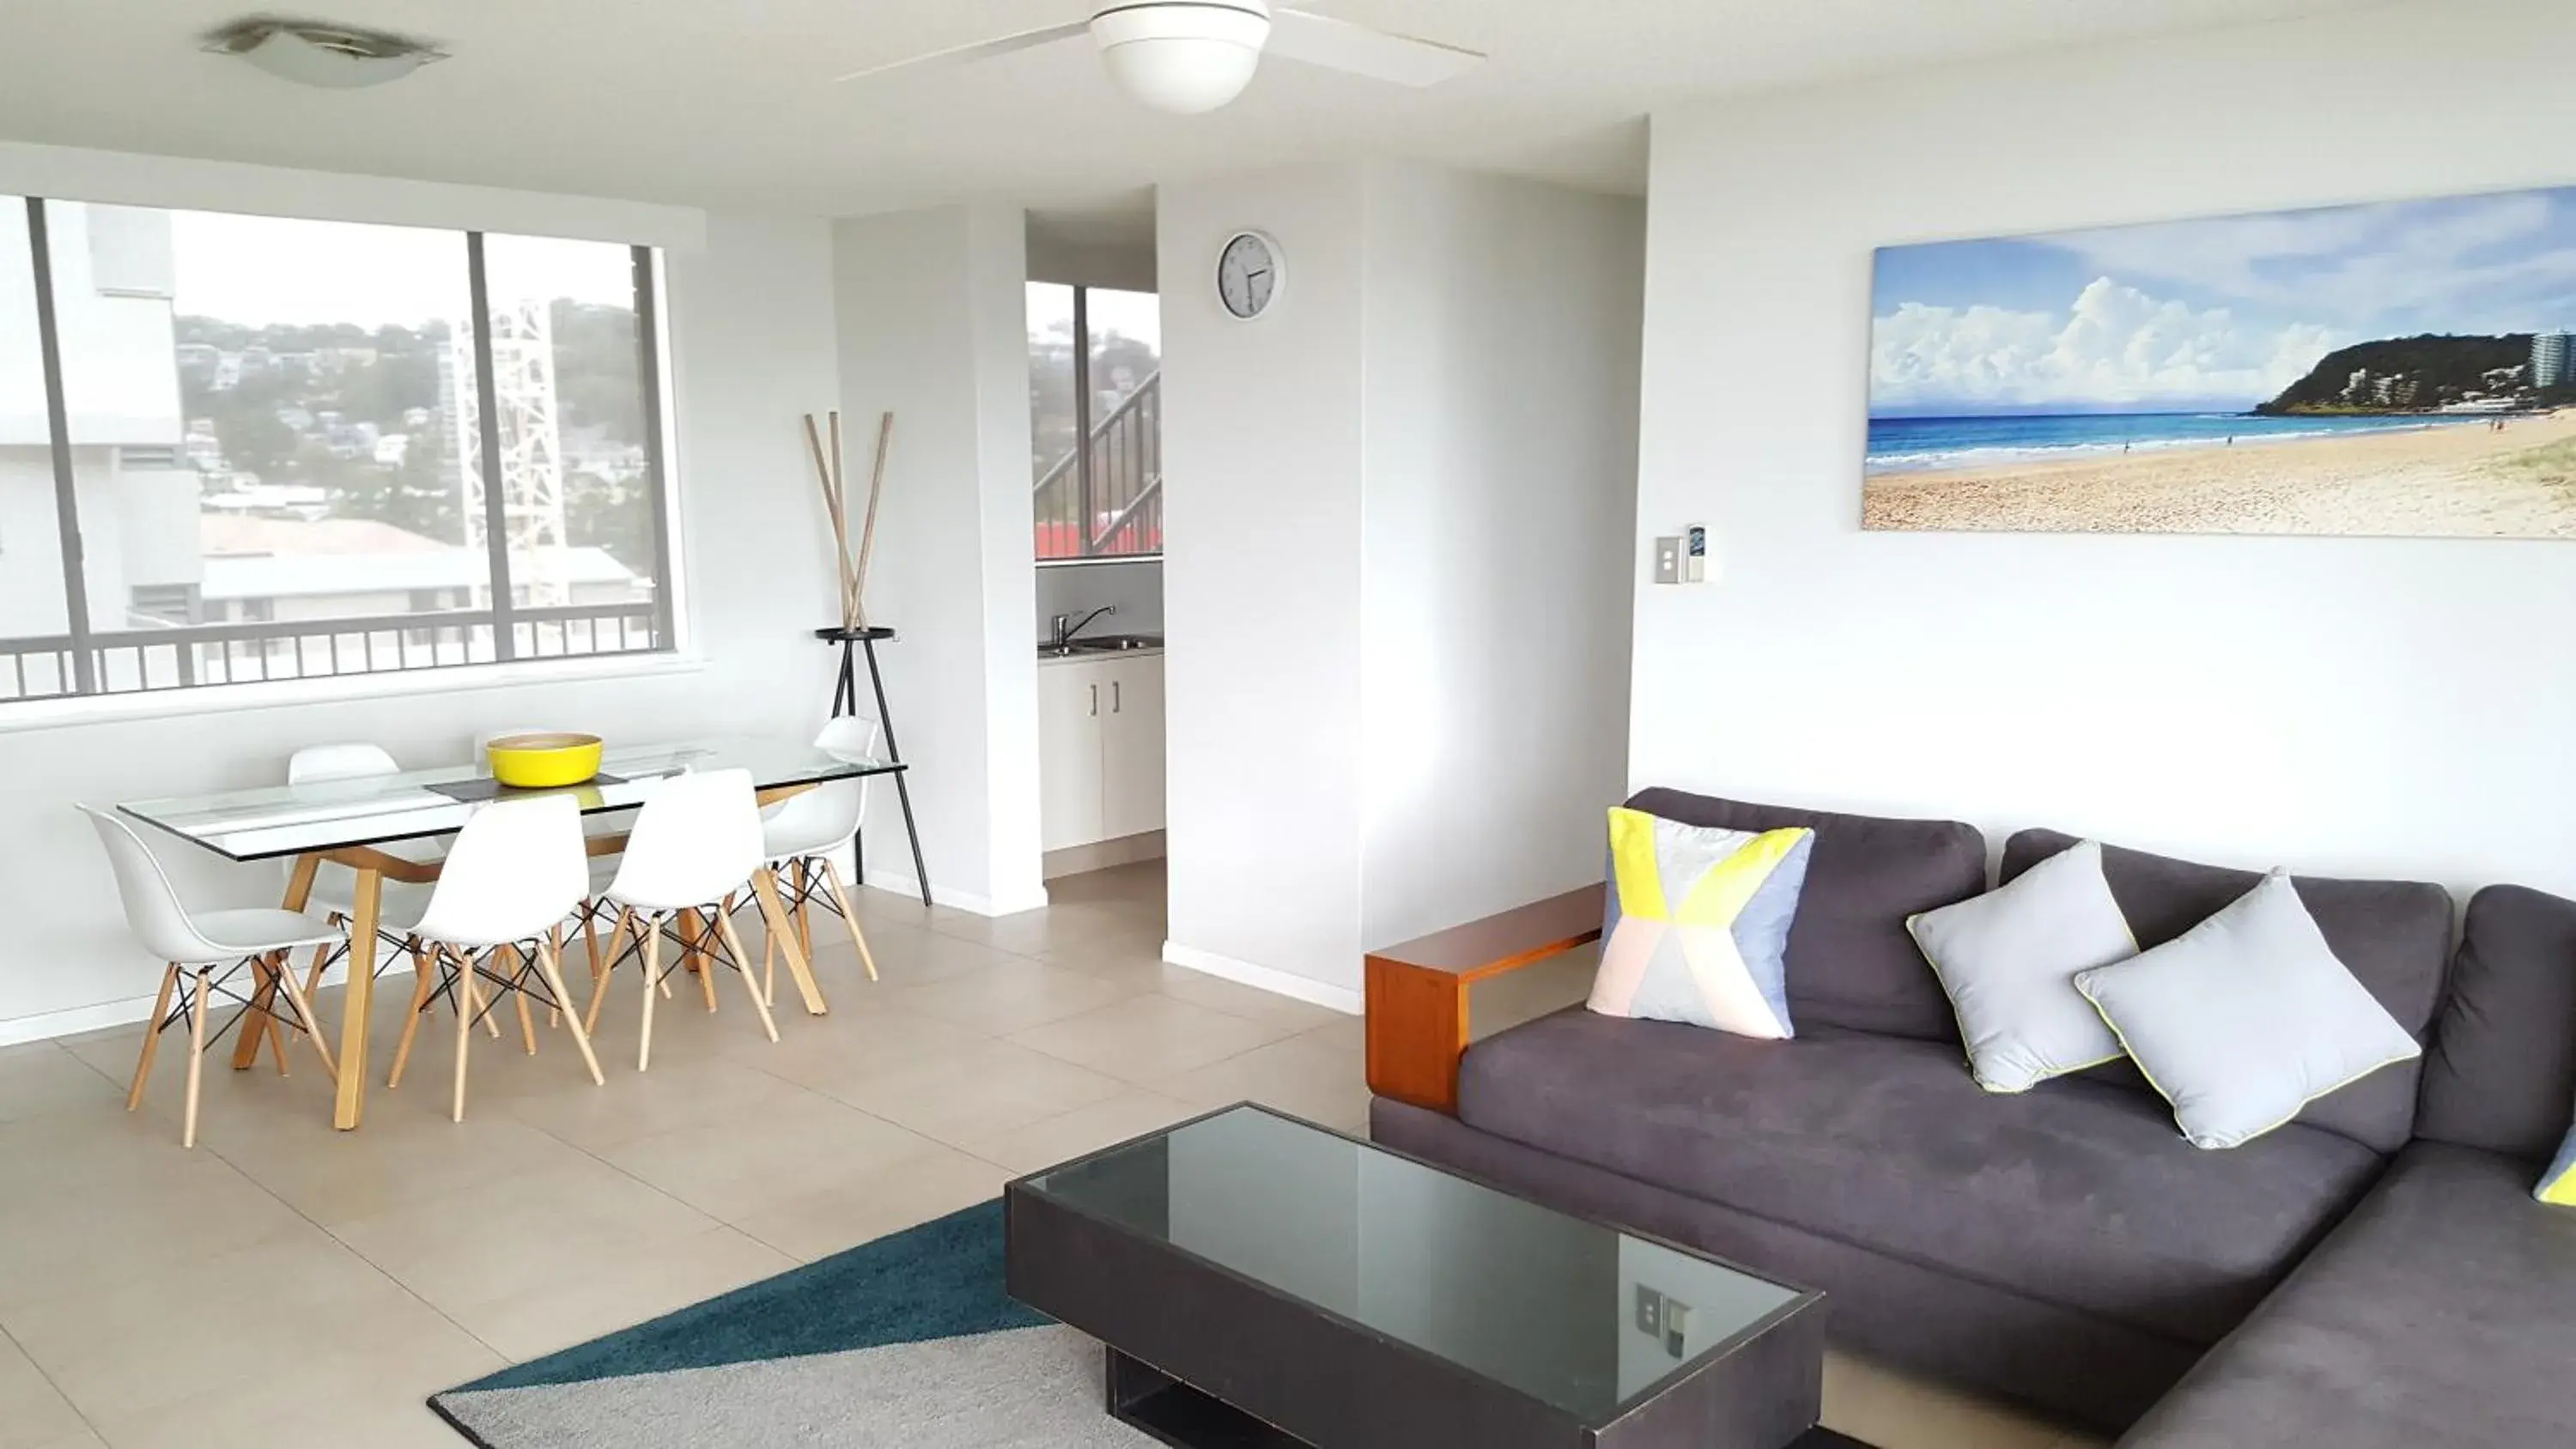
[0,1,2389,220]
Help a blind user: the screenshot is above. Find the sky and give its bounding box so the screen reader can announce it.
[168,209,637,327]
[1869,185,2576,416]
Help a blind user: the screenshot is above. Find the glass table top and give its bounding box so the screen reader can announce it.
[1017,1105,1812,1425]
[120,735,901,863]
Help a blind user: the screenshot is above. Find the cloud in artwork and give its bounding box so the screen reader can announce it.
[1871,276,2344,410]
[2044,192,2576,337]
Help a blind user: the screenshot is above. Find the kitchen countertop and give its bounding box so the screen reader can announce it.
[1037,641,1164,664]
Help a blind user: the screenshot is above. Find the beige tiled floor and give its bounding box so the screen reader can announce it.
[0,861,2101,1449]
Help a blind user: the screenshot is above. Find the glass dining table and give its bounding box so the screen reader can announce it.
[118,735,907,1131]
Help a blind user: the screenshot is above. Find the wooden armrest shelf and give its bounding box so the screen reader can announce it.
[1363,882,1605,1116]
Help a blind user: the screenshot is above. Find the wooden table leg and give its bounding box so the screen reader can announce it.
[333,869,382,1131]
[750,868,828,1016]
[237,857,321,1071]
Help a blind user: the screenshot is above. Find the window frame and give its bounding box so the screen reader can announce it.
[4,196,682,707]
[1035,281,1161,567]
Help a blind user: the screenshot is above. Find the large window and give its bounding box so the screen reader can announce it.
[1028,282,1160,562]
[0,197,671,704]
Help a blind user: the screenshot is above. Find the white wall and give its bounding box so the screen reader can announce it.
[1631,0,2576,900]
[0,203,844,1039]
[833,205,1047,916]
[1161,163,1371,998]
[1358,164,1642,948]
[1036,559,1163,640]
[1161,160,1642,1003]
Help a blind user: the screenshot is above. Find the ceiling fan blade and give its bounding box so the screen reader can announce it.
[833,21,1092,84]
[1267,9,1484,88]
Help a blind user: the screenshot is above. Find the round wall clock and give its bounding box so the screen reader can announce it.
[1217,230,1284,320]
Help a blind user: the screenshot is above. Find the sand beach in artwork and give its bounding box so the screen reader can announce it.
[1862,410,2576,537]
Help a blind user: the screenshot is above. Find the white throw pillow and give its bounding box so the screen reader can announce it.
[1908,839,2136,1093]
[2074,871,2421,1150]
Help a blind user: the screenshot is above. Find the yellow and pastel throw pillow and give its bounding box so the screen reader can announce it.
[1587,807,1814,1040]
[2541,1126,2576,1207]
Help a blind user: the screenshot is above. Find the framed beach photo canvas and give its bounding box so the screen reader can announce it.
[1864,185,2576,537]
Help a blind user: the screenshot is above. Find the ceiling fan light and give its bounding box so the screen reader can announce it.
[212,23,444,89]
[1098,36,1261,112]
[1089,3,1271,113]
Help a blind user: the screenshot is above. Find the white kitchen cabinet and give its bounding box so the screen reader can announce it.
[1038,652,1165,851]
[1098,655,1166,841]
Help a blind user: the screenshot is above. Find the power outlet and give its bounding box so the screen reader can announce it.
[1633,1284,1663,1336]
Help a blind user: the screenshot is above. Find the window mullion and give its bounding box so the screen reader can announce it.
[631,246,675,649]
[464,231,517,661]
[25,197,97,695]
[1071,284,1094,558]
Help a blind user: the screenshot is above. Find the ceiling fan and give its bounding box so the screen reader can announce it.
[835,1,1485,115]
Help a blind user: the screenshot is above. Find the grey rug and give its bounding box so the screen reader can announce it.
[432,1202,1153,1447]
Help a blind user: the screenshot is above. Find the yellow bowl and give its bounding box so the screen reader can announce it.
[485,731,604,789]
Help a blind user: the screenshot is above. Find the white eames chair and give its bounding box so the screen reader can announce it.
[757,717,884,997]
[584,769,780,1070]
[386,794,605,1121]
[81,806,340,1147]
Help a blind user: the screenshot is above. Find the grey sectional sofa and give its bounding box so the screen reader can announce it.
[1365,790,2576,1443]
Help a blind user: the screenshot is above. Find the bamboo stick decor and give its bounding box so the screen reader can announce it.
[803,409,893,629]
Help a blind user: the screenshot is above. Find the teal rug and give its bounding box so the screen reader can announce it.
[430,1201,1155,1447]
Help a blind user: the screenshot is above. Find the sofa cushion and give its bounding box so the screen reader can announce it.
[2416,883,2576,1161]
[2002,830,2451,1154]
[2113,1143,2576,1449]
[1455,1008,2382,1344]
[1625,790,1984,1040]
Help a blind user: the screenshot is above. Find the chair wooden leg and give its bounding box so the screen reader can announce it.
[685,910,719,1014]
[183,967,210,1149]
[762,921,777,1009]
[793,861,815,961]
[271,953,338,1084]
[503,946,538,1056]
[533,938,605,1087]
[453,949,476,1123]
[819,861,879,984]
[388,944,439,1090]
[258,954,293,1076]
[714,914,780,1044]
[585,908,630,1035]
[549,926,567,1028]
[295,940,333,1040]
[638,923,662,1073]
[128,965,179,1113]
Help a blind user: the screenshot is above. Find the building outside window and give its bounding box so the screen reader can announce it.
[0,197,673,704]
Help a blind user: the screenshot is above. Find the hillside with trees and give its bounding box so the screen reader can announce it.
[2256,333,2576,415]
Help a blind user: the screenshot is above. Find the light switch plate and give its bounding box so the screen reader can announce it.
[1634,1284,1663,1335]
[1653,537,1683,585]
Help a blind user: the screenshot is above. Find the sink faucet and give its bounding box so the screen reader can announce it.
[1051,605,1118,651]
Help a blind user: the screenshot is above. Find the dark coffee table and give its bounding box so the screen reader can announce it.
[1005,1104,1861,1449]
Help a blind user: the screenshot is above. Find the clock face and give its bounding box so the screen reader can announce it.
[1217,231,1281,319]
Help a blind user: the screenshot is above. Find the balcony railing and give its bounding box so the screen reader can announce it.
[0,601,662,704]
[1036,370,1163,561]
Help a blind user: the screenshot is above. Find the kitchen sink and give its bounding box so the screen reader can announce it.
[1039,633,1163,658]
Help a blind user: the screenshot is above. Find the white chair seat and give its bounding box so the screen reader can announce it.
[190,908,343,955]
[309,880,433,932]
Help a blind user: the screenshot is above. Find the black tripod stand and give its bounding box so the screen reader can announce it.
[817,626,932,908]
